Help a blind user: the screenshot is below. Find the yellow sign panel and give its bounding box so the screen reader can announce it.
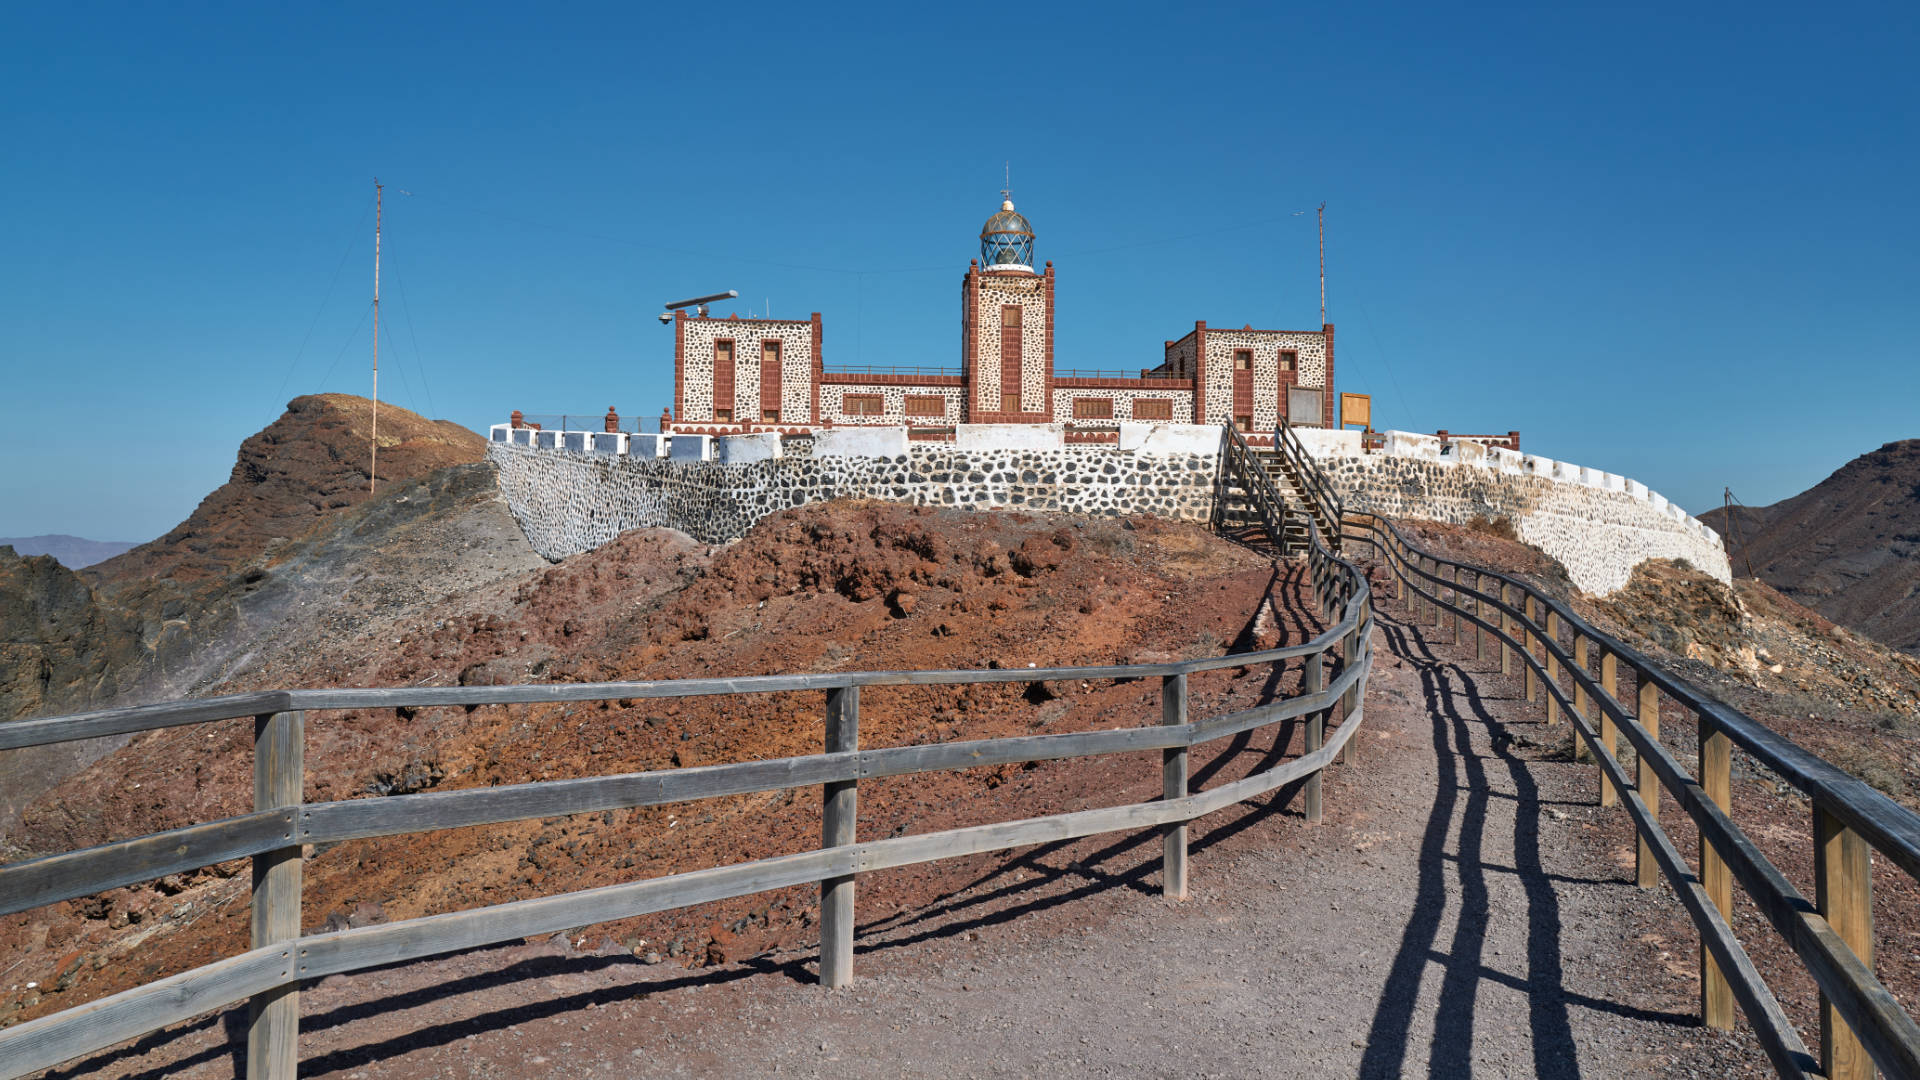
[1340,392,1372,429]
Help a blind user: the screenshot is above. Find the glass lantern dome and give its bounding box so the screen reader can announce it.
[980,199,1034,270]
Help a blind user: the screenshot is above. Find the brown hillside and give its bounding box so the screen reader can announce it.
[1701,438,1920,655]
[0,501,1301,1030]
[87,394,485,589]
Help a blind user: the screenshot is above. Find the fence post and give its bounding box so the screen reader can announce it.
[1572,635,1591,761]
[1305,650,1325,824]
[1523,595,1539,704]
[1448,565,1460,644]
[248,710,304,1080]
[1501,583,1514,677]
[1544,609,1562,725]
[1599,651,1619,807]
[1340,618,1360,767]
[820,685,859,988]
[1161,673,1189,900]
[1636,673,1661,889]
[1472,572,1485,663]
[1815,804,1875,1080]
[1699,713,1735,1031]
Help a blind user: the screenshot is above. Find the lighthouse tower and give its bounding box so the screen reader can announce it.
[961,195,1054,421]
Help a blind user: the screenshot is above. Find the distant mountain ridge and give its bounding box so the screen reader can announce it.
[0,535,139,569]
[1701,438,1920,656]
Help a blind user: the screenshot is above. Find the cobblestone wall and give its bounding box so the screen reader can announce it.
[489,440,1217,559]
[1319,451,1731,594]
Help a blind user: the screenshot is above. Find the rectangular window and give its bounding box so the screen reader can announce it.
[762,409,780,422]
[844,394,884,416]
[1073,397,1113,419]
[1235,414,1253,431]
[905,395,945,417]
[1233,349,1253,371]
[713,339,736,420]
[1133,398,1173,421]
[1001,392,1020,413]
[1002,305,1022,327]
[1279,350,1298,372]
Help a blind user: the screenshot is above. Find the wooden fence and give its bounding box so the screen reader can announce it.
[1351,513,1920,1080]
[0,516,1370,1080]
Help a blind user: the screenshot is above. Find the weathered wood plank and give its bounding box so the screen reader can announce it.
[0,691,291,750]
[0,946,292,1080]
[1599,651,1620,807]
[0,810,292,918]
[1817,806,1876,1080]
[819,686,858,989]
[1161,673,1189,900]
[1636,673,1662,889]
[1304,652,1325,825]
[1700,713,1735,1031]
[249,710,303,1080]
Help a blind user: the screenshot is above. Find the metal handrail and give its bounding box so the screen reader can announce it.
[0,509,1373,1079]
[1349,513,1920,1080]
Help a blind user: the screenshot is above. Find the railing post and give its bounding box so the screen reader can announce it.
[248,709,304,1080]
[1500,583,1515,677]
[1815,804,1875,1080]
[1524,594,1539,704]
[1599,650,1620,807]
[1544,609,1562,725]
[1161,673,1189,900]
[1448,565,1460,644]
[1699,712,1735,1031]
[1305,650,1325,824]
[1572,635,1590,760]
[1636,672,1661,889]
[1472,572,1486,663]
[1340,618,1360,767]
[820,685,859,988]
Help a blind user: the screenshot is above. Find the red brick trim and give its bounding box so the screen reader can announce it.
[673,309,685,422]
[961,261,979,420]
[820,372,966,387]
[1051,376,1195,390]
[1192,320,1208,425]
[1322,322,1336,429]
[810,313,824,425]
[1044,261,1059,411]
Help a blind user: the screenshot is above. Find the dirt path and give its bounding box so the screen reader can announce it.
[37,574,1779,1080]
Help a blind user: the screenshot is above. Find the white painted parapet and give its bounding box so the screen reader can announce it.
[631,434,668,459]
[717,432,783,463]
[813,426,909,458]
[955,423,1065,451]
[668,434,714,462]
[1118,423,1221,456]
[590,433,627,455]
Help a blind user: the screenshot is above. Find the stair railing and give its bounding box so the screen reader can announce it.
[1271,418,1344,551]
[1221,424,1311,555]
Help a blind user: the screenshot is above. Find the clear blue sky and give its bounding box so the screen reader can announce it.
[3,1,1915,541]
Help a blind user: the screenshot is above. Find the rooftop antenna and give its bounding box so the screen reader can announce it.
[1002,161,1011,203]
[371,178,382,493]
[1318,202,1328,325]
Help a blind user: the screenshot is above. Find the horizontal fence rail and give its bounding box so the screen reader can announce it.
[0,506,1372,1080]
[1349,513,1920,1080]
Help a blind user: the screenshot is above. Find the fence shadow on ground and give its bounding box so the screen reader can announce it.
[1358,613,1694,1080]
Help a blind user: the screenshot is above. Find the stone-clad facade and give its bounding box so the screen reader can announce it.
[491,423,1729,598]
[489,438,1217,558]
[665,194,1334,435]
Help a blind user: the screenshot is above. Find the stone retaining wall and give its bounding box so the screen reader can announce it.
[489,440,1218,559]
[1315,439,1730,594]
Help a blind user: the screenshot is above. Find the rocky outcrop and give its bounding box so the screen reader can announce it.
[87,394,486,590]
[1701,438,1920,656]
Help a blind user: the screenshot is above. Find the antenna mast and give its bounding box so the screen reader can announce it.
[1313,199,1328,320]
[371,179,382,493]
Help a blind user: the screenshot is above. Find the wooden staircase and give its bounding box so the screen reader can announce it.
[1216,422,1344,558]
